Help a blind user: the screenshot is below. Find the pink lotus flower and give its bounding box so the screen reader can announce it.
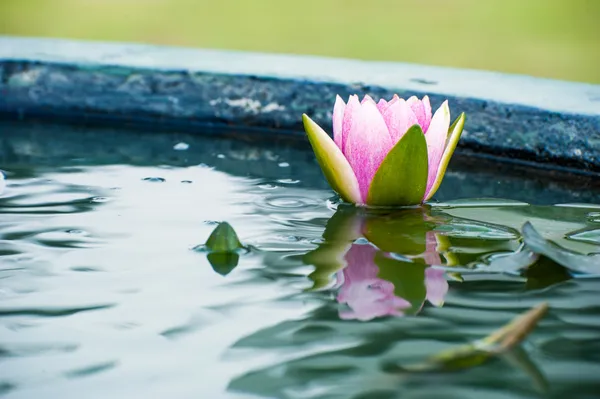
[302,95,465,207]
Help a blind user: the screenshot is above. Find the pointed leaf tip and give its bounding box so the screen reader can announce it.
[425,112,466,201]
[205,222,243,252]
[302,114,362,204]
[366,125,428,206]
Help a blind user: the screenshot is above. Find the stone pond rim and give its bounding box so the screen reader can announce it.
[0,36,599,175]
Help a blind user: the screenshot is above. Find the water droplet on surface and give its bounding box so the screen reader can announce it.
[278,162,290,168]
[173,142,189,151]
[259,184,277,190]
[217,154,225,159]
[277,178,300,184]
[180,180,193,184]
[142,177,165,183]
[91,196,110,203]
[264,196,313,209]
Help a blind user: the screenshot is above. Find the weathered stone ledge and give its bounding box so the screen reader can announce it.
[1,36,599,173]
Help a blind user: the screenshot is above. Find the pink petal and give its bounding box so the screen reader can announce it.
[382,98,419,143]
[344,101,393,202]
[361,94,376,104]
[333,95,346,150]
[421,96,433,133]
[341,95,361,156]
[424,101,451,199]
[376,99,388,113]
[425,267,448,307]
[407,95,430,132]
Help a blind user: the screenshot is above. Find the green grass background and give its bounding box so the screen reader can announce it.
[1,0,598,83]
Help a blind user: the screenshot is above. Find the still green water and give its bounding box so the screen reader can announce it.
[0,122,599,399]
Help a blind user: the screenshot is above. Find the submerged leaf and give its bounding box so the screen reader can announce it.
[367,125,428,206]
[522,222,600,274]
[302,114,361,204]
[400,302,548,372]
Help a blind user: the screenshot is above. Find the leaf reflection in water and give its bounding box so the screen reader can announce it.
[304,205,454,320]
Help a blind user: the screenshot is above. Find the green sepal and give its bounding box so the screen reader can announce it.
[425,112,466,201]
[367,125,428,206]
[302,114,361,204]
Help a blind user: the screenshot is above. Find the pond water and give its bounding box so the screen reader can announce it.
[1,121,599,399]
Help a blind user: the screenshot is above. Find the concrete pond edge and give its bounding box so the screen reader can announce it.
[1,36,599,174]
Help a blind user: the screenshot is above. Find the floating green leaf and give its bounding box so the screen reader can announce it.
[205,222,244,252]
[367,125,428,206]
[399,302,548,372]
[302,114,361,204]
[522,222,600,274]
[203,222,245,276]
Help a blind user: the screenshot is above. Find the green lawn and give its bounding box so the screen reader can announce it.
[1,0,598,83]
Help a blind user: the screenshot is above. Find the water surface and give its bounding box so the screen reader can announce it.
[1,121,599,399]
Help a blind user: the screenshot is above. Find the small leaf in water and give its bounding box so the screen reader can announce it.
[399,302,548,373]
[205,222,244,252]
[202,222,245,276]
[522,222,600,275]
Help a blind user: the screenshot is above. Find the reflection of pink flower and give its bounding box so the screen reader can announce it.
[336,244,410,321]
[423,231,442,266]
[425,267,448,307]
[336,243,449,321]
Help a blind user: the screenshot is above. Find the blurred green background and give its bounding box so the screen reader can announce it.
[1,0,598,83]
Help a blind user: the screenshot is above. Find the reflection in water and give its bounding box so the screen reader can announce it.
[0,171,5,196]
[334,243,448,320]
[303,206,453,320]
